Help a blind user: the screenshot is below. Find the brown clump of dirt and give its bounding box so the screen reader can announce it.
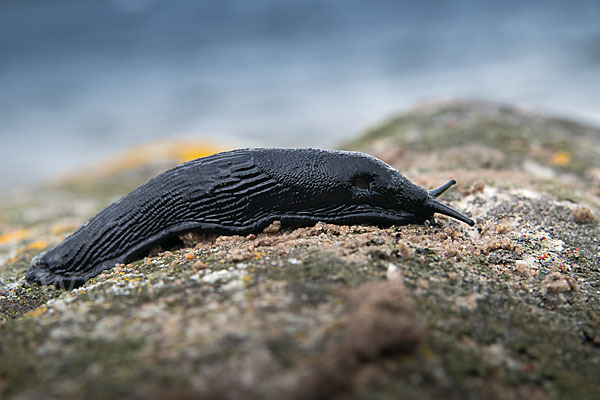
[288,279,424,400]
[226,248,252,262]
[483,237,518,254]
[513,261,534,277]
[192,260,207,272]
[178,232,219,249]
[572,205,595,224]
[173,221,403,266]
[263,220,282,234]
[462,180,485,196]
[543,272,578,294]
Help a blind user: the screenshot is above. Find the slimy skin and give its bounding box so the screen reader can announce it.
[26,148,474,288]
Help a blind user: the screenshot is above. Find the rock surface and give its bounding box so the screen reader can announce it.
[1,100,599,400]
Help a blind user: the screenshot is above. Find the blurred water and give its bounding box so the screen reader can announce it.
[1,0,599,193]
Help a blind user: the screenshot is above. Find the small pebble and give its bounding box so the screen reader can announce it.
[514,262,532,277]
[184,252,195,260]
[445,248,458,258]
[448,272,458,283]
[463,180,485,196]
[470,181,485,194]
[396,242,411,258]
[543,272,578,294]
[192,260,207,272]
[227,248,251,262]
[572,205,595,224]
[553,263,571,273]
[263,220,282,234]
[386,262,403,281]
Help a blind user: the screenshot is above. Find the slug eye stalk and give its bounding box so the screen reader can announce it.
[425,180,475,226]
[428,179,456,198]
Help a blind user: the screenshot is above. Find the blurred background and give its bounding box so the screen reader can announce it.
[1,0,599,194]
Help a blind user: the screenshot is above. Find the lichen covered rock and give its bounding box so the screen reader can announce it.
[1,100,599,400]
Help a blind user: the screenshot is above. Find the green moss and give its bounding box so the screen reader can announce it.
[258,249,385,287]
[0,284,61,321]
[343,101,600,177]
[341,114,418,150]
[0,245,63,320]
[0,316,148,399]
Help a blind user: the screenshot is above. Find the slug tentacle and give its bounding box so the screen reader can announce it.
[423,197,475,226]
[26,148,475,288]
[428,179,456,198]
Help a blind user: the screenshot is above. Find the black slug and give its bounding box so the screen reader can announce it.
[26,148,474,288]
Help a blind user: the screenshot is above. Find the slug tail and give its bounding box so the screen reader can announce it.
[428,179,456,198]
[424,198,475,226]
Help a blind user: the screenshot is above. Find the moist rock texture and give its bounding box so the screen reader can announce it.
[1,100,599,400]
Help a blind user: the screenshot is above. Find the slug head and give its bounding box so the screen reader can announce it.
[254,149,474,226]
[335,154,474,225]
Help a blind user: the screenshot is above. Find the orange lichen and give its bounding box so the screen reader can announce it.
[23,241,47,250]
[551,151,571,166]
[0,229,29,245]
[54,140,226,185]
[50,223,77,236]
[174,145,223,163]
[5,240,47,264]
[24,305,48,318]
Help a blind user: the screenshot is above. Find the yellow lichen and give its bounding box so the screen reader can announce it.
[24,305,48,318]
[50,223,77,236]
[0,229,29,245]
[551,150,571,166]
[174,145,223,163]
[24,241,47,250]
[5,240,48,263]
[54,140,226,185]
